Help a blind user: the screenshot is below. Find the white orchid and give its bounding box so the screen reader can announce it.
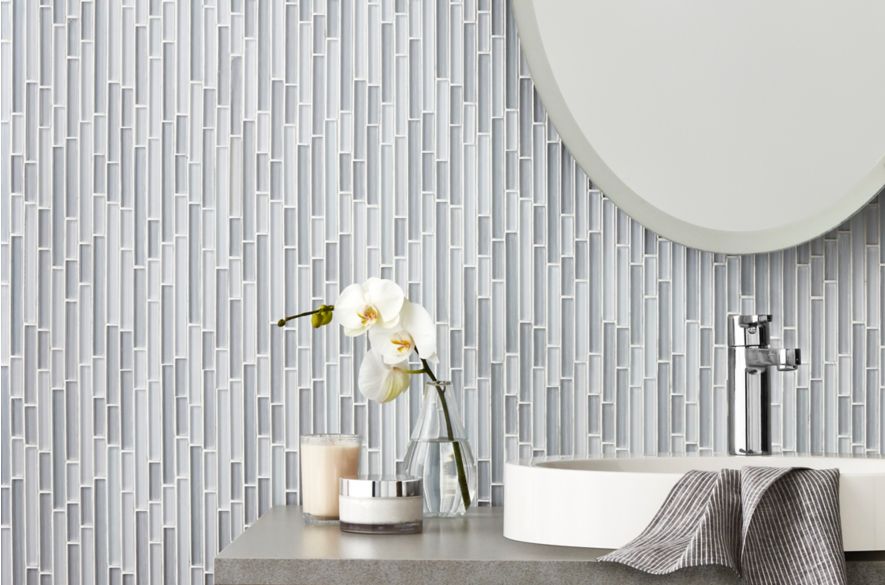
[332,277,405,336]
[368,300,438,365]
[279,277,438,401]
[357,349,413,403]
[277,276,471,509]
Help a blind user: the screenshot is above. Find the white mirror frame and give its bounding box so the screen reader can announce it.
[512,0,885,253]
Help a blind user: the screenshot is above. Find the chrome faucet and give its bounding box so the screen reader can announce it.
[727,315,801,455]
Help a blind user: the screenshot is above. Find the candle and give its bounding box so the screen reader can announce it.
[300,434,361,522]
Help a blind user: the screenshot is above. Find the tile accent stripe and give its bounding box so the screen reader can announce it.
[0,0,882,583]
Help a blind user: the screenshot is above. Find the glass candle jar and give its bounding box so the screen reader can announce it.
[300,434,361,523]
[338,476,424,534]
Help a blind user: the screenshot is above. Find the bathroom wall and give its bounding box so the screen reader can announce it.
[2,0,883,583]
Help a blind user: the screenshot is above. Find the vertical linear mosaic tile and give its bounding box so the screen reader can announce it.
[1,0,884,583]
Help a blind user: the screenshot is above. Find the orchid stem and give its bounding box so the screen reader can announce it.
[421,357,472,511]
[277,305,334,327]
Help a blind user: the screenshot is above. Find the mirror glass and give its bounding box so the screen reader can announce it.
[513,0,885,253]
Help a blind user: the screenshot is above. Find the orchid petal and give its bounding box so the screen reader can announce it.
[363,278,405,324]
[358,350,411,403]
[333,283,369,335]
[369,326,416,365]
[401,301,437,361]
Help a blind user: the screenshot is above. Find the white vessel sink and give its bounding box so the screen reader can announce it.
[504,456,885,552]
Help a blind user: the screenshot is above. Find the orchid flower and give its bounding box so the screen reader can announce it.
[276,277,472,509]
[368,300,438,365]
[332,277,405,336]
[357,349,414,403]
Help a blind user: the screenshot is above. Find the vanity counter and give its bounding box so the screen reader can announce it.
[215,505,885,585]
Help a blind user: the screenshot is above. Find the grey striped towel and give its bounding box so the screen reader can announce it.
[599,467,846,585]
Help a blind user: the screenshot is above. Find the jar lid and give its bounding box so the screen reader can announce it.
[339,475,423,498]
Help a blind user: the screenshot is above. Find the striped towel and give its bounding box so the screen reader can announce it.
[599,467,846,585]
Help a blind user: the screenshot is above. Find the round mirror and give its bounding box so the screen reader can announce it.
[513,0,885,253]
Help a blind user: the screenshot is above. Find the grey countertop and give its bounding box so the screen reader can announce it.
[215,505,885,585]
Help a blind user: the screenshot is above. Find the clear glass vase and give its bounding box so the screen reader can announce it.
[402,380,477,517]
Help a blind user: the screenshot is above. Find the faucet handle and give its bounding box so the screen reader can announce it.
[729,314,772,347]
[737,314,772,327]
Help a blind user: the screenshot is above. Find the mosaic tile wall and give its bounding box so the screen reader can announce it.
[2,0,884,583]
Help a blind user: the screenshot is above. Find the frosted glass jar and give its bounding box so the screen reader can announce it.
[300,434,361,523]
[338,476,423,534]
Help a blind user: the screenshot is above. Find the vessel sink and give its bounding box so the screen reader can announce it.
[504,456,885,552]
